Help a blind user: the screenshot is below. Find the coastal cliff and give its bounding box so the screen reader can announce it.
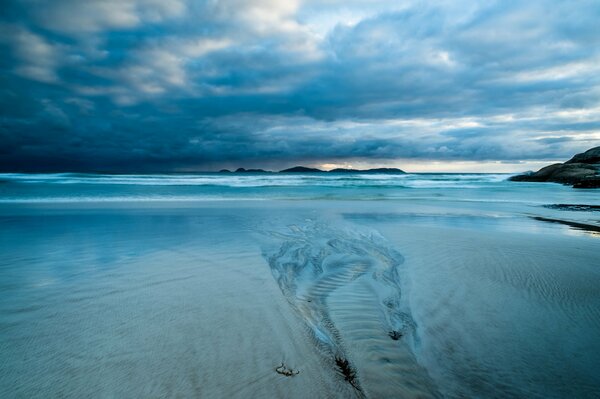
[510,146,600,188]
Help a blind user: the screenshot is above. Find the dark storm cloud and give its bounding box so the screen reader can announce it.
[0,0,599,171]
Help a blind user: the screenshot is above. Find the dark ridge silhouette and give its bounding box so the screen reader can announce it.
[566,146,600,164]
[234,168,269,173]
[279,166,325,173]
[510,146,599,188]
[221,165,408,174]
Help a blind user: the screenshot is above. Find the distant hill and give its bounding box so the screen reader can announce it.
[232,168,270,173]
[221,165,407,174]
[279,166,325,173]
[510,146,600,188]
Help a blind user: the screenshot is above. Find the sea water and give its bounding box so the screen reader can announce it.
[0,173,599,398]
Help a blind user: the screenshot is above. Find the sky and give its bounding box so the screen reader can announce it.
[1,0,599,173]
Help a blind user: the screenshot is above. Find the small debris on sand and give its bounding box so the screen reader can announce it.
[275,363,300,377]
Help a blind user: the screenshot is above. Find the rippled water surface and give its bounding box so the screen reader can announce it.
[0,173,599,398]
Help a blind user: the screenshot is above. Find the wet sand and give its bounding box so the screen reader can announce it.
[1,200,599,398]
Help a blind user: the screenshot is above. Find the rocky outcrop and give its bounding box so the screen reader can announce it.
[572,177,600,188]
[565,146,600,165]
[510,146,600,188]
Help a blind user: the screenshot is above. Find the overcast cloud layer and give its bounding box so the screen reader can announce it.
[1,0,599,172]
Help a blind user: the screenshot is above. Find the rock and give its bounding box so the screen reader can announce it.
[565,146,600,164]
[544,204,600,211]
[510,146,599,188]
[219,169,231,173]
[510,163,597,184]
[573,176,600,189]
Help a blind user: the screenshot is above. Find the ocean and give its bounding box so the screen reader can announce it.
[0,173,599,398]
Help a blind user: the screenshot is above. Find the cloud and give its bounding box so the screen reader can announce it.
[27,0,186,34]
[0,24,64,83]
[0,0,599,171]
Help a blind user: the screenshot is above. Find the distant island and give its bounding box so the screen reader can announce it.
[510,146,600,188]
[218,166,406,174]
[280,166,324,173]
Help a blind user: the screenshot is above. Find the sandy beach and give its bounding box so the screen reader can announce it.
[1,174,599,398]
[3,0,600,395]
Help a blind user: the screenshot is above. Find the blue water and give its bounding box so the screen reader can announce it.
[0,172,597,205]
[0,173,599,398]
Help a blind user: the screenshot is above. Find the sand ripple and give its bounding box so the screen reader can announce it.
[262,222,439,398]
